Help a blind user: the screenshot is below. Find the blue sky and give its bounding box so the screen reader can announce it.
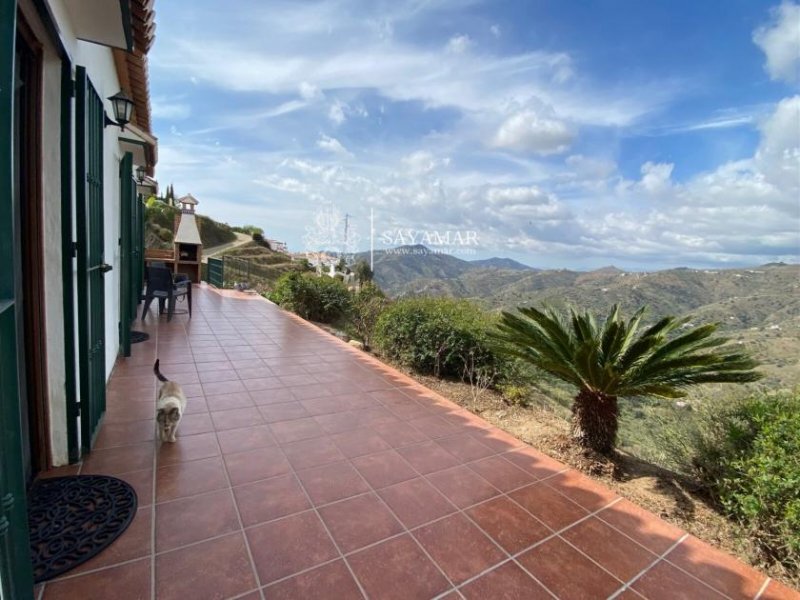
[149,0,800,270]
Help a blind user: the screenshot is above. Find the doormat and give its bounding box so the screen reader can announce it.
[130,331,150,343]
[27,475,138,583]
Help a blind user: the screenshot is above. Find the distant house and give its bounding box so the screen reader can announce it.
[0,1,157,595]
[268,239,288,253]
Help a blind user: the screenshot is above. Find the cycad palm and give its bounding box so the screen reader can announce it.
[494,304,762,454]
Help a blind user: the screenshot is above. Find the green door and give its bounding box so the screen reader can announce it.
[119,152,134,357]
[134,192,145,307]
[75,66,108,453]
[0,0,35,597]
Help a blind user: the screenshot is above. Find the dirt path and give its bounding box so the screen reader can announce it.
[203,232,251,262]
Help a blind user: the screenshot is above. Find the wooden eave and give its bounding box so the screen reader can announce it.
[112,0,157,173]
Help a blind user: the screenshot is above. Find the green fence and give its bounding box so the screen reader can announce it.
[207,257,224,287]
[222,255,282,285]
[206,255,287,288]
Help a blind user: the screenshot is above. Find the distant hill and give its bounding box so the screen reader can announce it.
[469,257,535,271]
[365,246,800,388]
[354,245,476,291]
[355,245,538,292]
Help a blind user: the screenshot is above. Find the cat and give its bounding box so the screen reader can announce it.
[154,359,187,443]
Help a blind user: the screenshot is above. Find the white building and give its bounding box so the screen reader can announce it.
[0,1,157,595]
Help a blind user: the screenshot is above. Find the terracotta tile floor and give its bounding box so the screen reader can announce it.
[37,284,798,600]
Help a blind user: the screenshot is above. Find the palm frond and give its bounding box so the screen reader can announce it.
[494,303,762,400]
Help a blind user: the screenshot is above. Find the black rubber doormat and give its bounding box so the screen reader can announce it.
[130,331,150,343]
[27,475,138,583]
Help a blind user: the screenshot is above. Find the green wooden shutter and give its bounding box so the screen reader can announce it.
[75,66,107,453]
[61,58,80,464]
[119,151,133,357]
[0,0,35,597]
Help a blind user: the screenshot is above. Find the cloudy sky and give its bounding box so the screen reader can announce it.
[149,0,800,270]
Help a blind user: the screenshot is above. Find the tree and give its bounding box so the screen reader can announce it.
[493,304,762,454]
[165,183,176,206]
[353,260,374,285]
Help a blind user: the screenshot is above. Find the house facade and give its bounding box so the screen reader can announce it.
[0,1,157,597]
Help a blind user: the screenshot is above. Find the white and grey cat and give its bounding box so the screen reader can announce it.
[154,359,187,443]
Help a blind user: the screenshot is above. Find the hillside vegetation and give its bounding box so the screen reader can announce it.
[144,200,238,249]
[367,246,799,389]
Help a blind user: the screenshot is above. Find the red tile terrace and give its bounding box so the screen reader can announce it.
[37,284,798,600]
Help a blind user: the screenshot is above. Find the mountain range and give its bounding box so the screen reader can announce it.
[357,245,800,388]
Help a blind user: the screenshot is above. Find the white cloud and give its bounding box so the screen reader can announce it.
[753,2,800,84]
[491,102,575,154]
[402,150,450,175]
[299,81,323,100]
[329,102,346,125]
[754,95,800,195]
[565,155,617,180]
[327,100,368,126]
[153,15,669,129]
[147,0,799,268]
[316,134,354,158]
[151,97,191,120]
[490,24,501,38]
[446,34,472,54]
[639,162,674,194]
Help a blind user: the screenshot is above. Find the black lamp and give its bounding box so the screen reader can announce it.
[135,165,147,183]
[105,90,134,130]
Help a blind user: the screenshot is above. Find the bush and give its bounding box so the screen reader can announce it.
[662,390,800,572]
[233,225,264,237]
[145,202,178,232]
[196,215,236,248]
[268,272,352,323]
[500,384,530,406]
[350,283,389,350]
[374,297,501,379]
[157,226,173,243]
[720,393,800,570]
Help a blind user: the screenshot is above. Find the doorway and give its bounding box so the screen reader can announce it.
[14,12,50,481]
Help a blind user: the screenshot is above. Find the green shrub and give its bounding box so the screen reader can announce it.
[157,226,173,243]
[720,393,800,570]
[196,215,236,248]
[145,202,178,231]
[500,384,530,406]
[661,390,800,572]
[350,283,389,350]
[233,225,264,237]
[374,297,501,379]
[268,272,352,323]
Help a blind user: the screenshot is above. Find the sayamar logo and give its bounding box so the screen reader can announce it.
[302,203,362,265]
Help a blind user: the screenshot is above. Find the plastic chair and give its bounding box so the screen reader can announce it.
[141,265,191,322]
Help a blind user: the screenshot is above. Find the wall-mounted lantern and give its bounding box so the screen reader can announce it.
[104,90,134,131]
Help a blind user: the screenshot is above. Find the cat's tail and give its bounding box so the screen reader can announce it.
[153,359,169,383]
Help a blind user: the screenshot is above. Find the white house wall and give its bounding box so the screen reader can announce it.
[21,0,130,466]
[72,40,125,382]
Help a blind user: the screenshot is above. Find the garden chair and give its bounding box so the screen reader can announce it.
[141,265,192,322]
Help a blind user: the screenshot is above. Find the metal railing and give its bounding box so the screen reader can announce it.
[204,255,283,288]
